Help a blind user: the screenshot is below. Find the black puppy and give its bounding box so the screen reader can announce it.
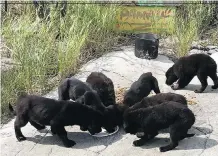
[129,93,188,139]
[123,72,160,107]
[86,72,116,107]
[58,77,124,133]
[58,77,92,102]
[166,53,218,93]
[130,92,187,110]
[58,77,113,133]
[84,91,127,132]
[9,94,104,147]
[123,101,195,152]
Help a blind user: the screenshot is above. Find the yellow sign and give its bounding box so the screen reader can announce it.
[116,6,175,34]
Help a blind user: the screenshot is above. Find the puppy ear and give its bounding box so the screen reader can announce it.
[166,67,174,79]
[152,78,161,94]
[84,91,94,105]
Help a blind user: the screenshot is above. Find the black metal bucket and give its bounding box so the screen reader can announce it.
[134,33,159,59]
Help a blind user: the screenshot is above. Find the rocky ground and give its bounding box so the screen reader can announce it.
[1,46,218,156]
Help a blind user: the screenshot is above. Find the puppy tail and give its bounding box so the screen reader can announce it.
[8,103,16,116]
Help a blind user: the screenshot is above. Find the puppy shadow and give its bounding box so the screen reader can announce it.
[137,135,218,151]
[153,55,175,64]
[191,126,213,136]
[136,126,216,151]
[26,127,126,148]
[182,84,218,93]
[159,126,213,136]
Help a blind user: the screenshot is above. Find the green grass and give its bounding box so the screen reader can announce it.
[172,3,215,57]
[1,3,121,122]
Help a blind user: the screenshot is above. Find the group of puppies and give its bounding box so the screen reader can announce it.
[9,53,218,152]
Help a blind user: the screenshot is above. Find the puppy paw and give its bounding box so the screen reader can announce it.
[212,85,218,89]
[51,129,57,135]
[194,89,203,93]
[17,136,26,142]
[133,139,145,147]
[64,140,76,148]
[160,146,168,152]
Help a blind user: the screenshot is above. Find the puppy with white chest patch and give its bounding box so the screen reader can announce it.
[166,54,218,93]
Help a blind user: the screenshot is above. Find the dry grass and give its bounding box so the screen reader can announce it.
[172,3,215,57]
[1,3,121,121]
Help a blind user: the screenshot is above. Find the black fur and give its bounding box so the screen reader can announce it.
[84,91,127,133]
[9,94,104,147]
[130,92,187,110]
[86,72,116,107]
[58,77,92,102]
[83,91,105,111]
[58,77,124,133]
[123,101,195,152]
[123,72,160,107]
[165,54,218,93]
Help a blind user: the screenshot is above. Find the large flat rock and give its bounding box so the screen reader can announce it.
[1,46,218,156]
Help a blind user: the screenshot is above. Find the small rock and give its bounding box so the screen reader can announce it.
[189,49,206,55]
[207,49,218,55]
[206,45,218,50]
[190,45,209,51]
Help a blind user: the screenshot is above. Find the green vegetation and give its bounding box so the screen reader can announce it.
[173,4,216,57]
[1,3,121,122]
